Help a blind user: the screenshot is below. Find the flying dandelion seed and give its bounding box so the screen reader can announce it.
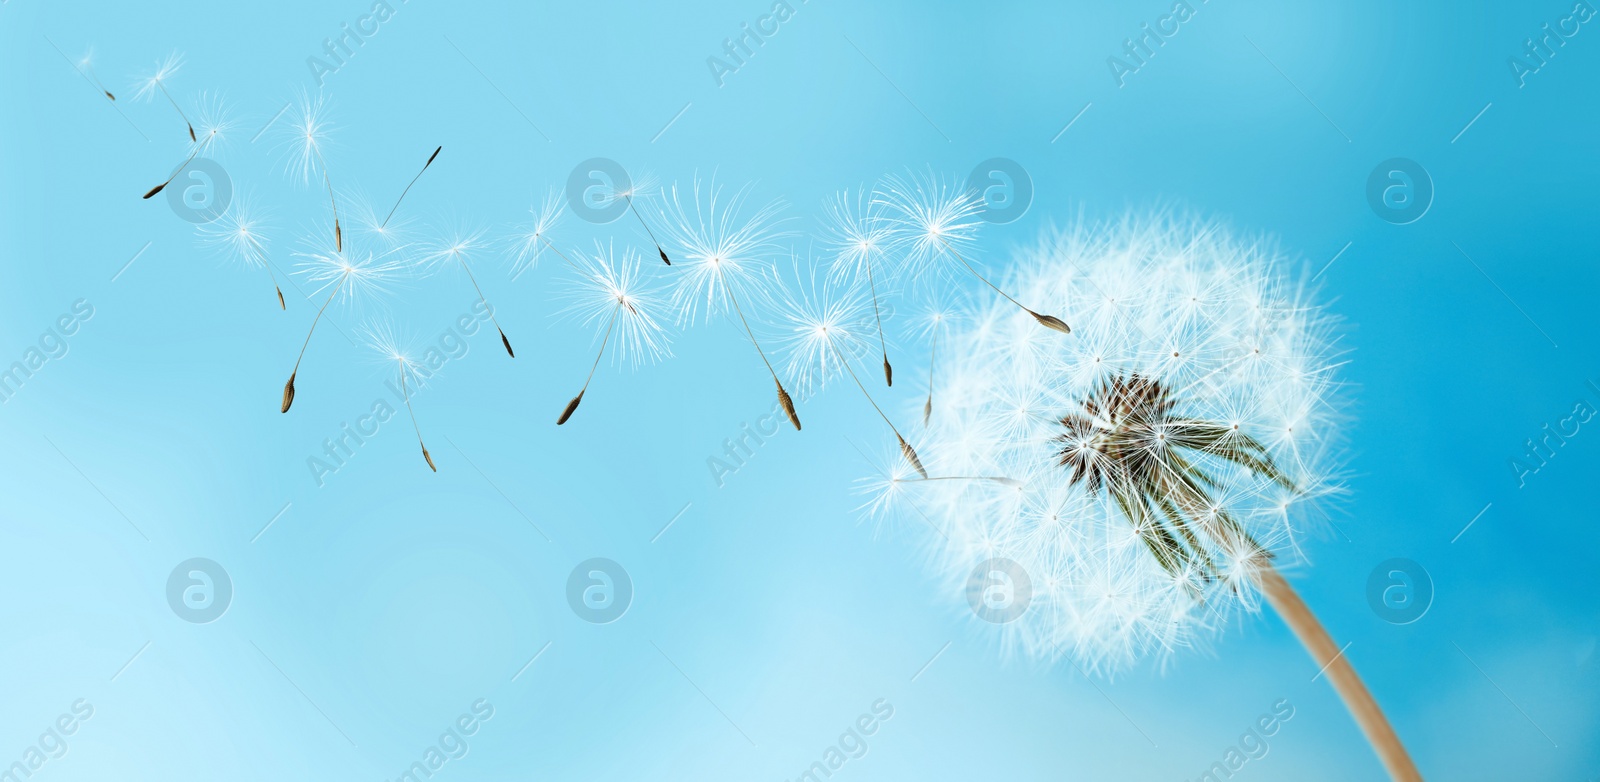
[419,224,514,357]
[600,171,672,265]
[361,322,436,471]
[197,193,284,309]
[554,242,672,424]
[76,48,115,101]
[507,187,566,281]
[132,52,194,141]
[777,260,926,477]
[877,171,1070,335]
[277,91,343,252]
[822,188,898,387]
[910,296,960,425]
[141,91,235,200]
[280,242,404,412]
[660,177,800,430]
[866,213,1418,780]
[382,146,442,228]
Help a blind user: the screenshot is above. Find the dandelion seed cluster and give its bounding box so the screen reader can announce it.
[865,213,1347,673]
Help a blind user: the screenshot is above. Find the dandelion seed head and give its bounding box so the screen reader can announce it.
[874,171,983,285]
[560,241,672,367]
[190,91,237,157]
[197,193,270,270]
[775,258,876,397]
[508,187,566,277]
[278,91,334,186]
[659,177,789,325]
[294,237,404,305]
[871,213,1347,673]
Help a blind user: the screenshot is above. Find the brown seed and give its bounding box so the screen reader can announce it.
[923,395,932,426]
[335,221,342,252]
[187,124,196,142]
[883,356,893,387]
[1032,312,1072,334]
[777,381,801,431]
[557,390,584,425]
[281,372,296,413]
[898,435,928,479]
[275,287,286,310]
[499,328,514,358]
[658,248,671,266]
[105,91,116,101]
[143,183,166,199]
[422,445,437,472]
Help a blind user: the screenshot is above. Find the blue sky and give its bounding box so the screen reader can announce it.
[1,0,1596,779]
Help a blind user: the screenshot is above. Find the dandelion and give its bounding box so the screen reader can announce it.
[869,214,1418,780]
[348,189,417,251]
[197,193,284,309]
[76,47,115,101]
[876,171,1070,335]
[507,187,566,282]
[280,243,404,412]
[278,92,343,252]
[361,322,436,472]
[554,242,671,424]
[822,188,897,386]
[660,177,800,430]
[418,224,514,357]
[132,52,194,141]
[777,261,925,477]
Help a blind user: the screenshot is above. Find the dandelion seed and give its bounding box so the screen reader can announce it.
[190,91,237,157]
[822,188,897,386]
[132,52,193,141]
[661,177,800,429]
[361,322,436,471]
[197,193,284,309]
[877,171,1069,334]
[280,243,404,412]
[383,146,441,228]
[911,297,959,425]
[76,47,115,101]
[609,172,672,265]
[348,189,417,251]
[419,224,514,357]
[777,261,922,476]
[554,242,670,424]
[277,91,342,252]
[872,213,1417,779]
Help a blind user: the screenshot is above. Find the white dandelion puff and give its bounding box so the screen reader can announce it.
[132,51,193,141]
[507,187,566,280]
[873,212,1418,778]
[280,242,406,412]
[419,222,515,357]
[822,188,898,386]
[197,193,284,309]
[277,91,343,252]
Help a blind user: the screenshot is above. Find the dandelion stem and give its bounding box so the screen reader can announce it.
[624,194,670,265]
[457,257,514,357]
[557,303,618,425]
[382,146,441,228]
[158,81,195,142]
[398,363,436,471]
[864,255,891,386]
[827,333,926,478]
[936,237,1070,333]
[722,266,800,430]
[293,276,345,376]
[263,263,285,310]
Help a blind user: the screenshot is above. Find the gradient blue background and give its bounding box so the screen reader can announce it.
[2,0,1597,779]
